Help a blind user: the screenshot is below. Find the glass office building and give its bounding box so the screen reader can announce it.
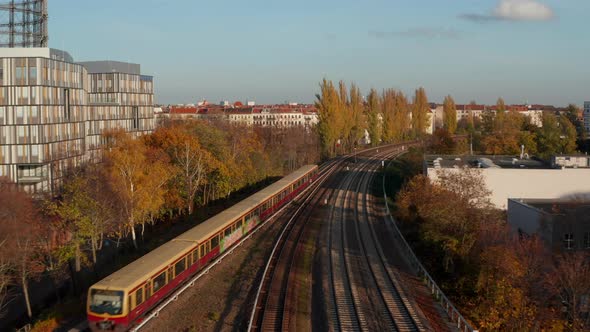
[0,48,155,192]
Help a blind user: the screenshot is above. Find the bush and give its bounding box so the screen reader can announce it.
[207,311,220,322]
[31,318,59,332]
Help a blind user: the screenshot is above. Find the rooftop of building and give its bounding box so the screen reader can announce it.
[0,47,73,62]
[166,104,317,115]
[77,60,141,75]
[510,198,590,217]
[425,154,550,169]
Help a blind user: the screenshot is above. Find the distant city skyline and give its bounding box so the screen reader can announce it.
[47,0,589,106]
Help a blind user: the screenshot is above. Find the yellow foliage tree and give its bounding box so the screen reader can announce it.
[104,131,172,248]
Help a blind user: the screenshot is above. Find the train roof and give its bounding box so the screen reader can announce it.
[90,164,317,292]
[174,164,318,243]
[92,241,194,291]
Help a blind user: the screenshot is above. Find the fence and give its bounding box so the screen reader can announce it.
[382,159,478,332]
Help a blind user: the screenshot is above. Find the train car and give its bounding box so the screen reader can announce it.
[87,165,319,331]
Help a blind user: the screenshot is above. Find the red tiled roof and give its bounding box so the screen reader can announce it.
[170,106,197,114]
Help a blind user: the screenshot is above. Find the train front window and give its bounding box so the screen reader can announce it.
[89,289,124,315]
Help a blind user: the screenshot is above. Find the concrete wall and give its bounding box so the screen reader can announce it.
[507,199,551,244]
[427,168,590,209]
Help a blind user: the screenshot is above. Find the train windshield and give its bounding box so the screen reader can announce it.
[89,289,124,315]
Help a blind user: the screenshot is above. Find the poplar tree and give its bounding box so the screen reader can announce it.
[348,83,366,147]
[443,95,457,134]
[316,79,342,158]
[412,87,430,137]
[381,89,396,143]
[338,81,353,152]
[366,88,382,146]
[496,97,506,114]
[393,91,410,140]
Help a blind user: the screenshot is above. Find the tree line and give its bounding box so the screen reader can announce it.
[317,79,583,160]
[315,79,431,158]
[450,98,581,159]
[0,119,320,324]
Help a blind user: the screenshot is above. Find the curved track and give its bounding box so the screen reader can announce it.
[250,144,427,332]
[328,147,425,332]
[248,157,345,331]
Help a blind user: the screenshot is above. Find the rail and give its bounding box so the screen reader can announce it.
[247,157,343,331]
[130,166,323,332]
[381,157,478,332]
[15,324,31,332]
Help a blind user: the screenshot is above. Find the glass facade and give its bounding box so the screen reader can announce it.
[0,52,155,192]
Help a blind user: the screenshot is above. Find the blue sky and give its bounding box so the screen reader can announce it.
[48,0,589,106]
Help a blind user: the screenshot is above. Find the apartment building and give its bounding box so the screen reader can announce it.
[164,104,319,128]
[0,48,155,192]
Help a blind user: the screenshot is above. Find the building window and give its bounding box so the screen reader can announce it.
[29,67,37,83]
[564,233,575,250]
[132,106,139,129]
[584,232,590,249]
[63,88,71,120]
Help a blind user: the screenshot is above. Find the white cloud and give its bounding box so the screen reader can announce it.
[460,0,554,22]
[493,0,554,21]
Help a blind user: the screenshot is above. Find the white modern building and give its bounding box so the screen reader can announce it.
[425,155,590,209]
[0,48,155,192]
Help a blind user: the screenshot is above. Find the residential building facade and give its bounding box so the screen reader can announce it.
[0,48,155,192]
[164,104,319,128]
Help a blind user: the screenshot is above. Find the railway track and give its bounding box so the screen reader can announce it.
[249,143,427,332]
[327,147,426,332]
[353,151,425,331]
[248,156,346,331]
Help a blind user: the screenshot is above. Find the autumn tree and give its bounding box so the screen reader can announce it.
[338,81,353,152]
[316,79,343,157]
[145,125,213,214]
[0,236,11,319]
[411,87,429,137]
[104,131,172,248]
[563,104,586,141]
[496,97,506,115]
[548,252,590,331]
[0,179,44,319]
[429,128,456,154]
[474,234,553,330]
[396,167,494,272]
[366,88,382,146]
[348,83,366,147]
[381,88,396,143]
[537,113,577,158]
[393,91,411,141]
[46,168,115,268]
[559,114,578,154]
[443,95,457,134]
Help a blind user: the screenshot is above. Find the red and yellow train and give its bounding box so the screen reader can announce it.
[87,165,319,331]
